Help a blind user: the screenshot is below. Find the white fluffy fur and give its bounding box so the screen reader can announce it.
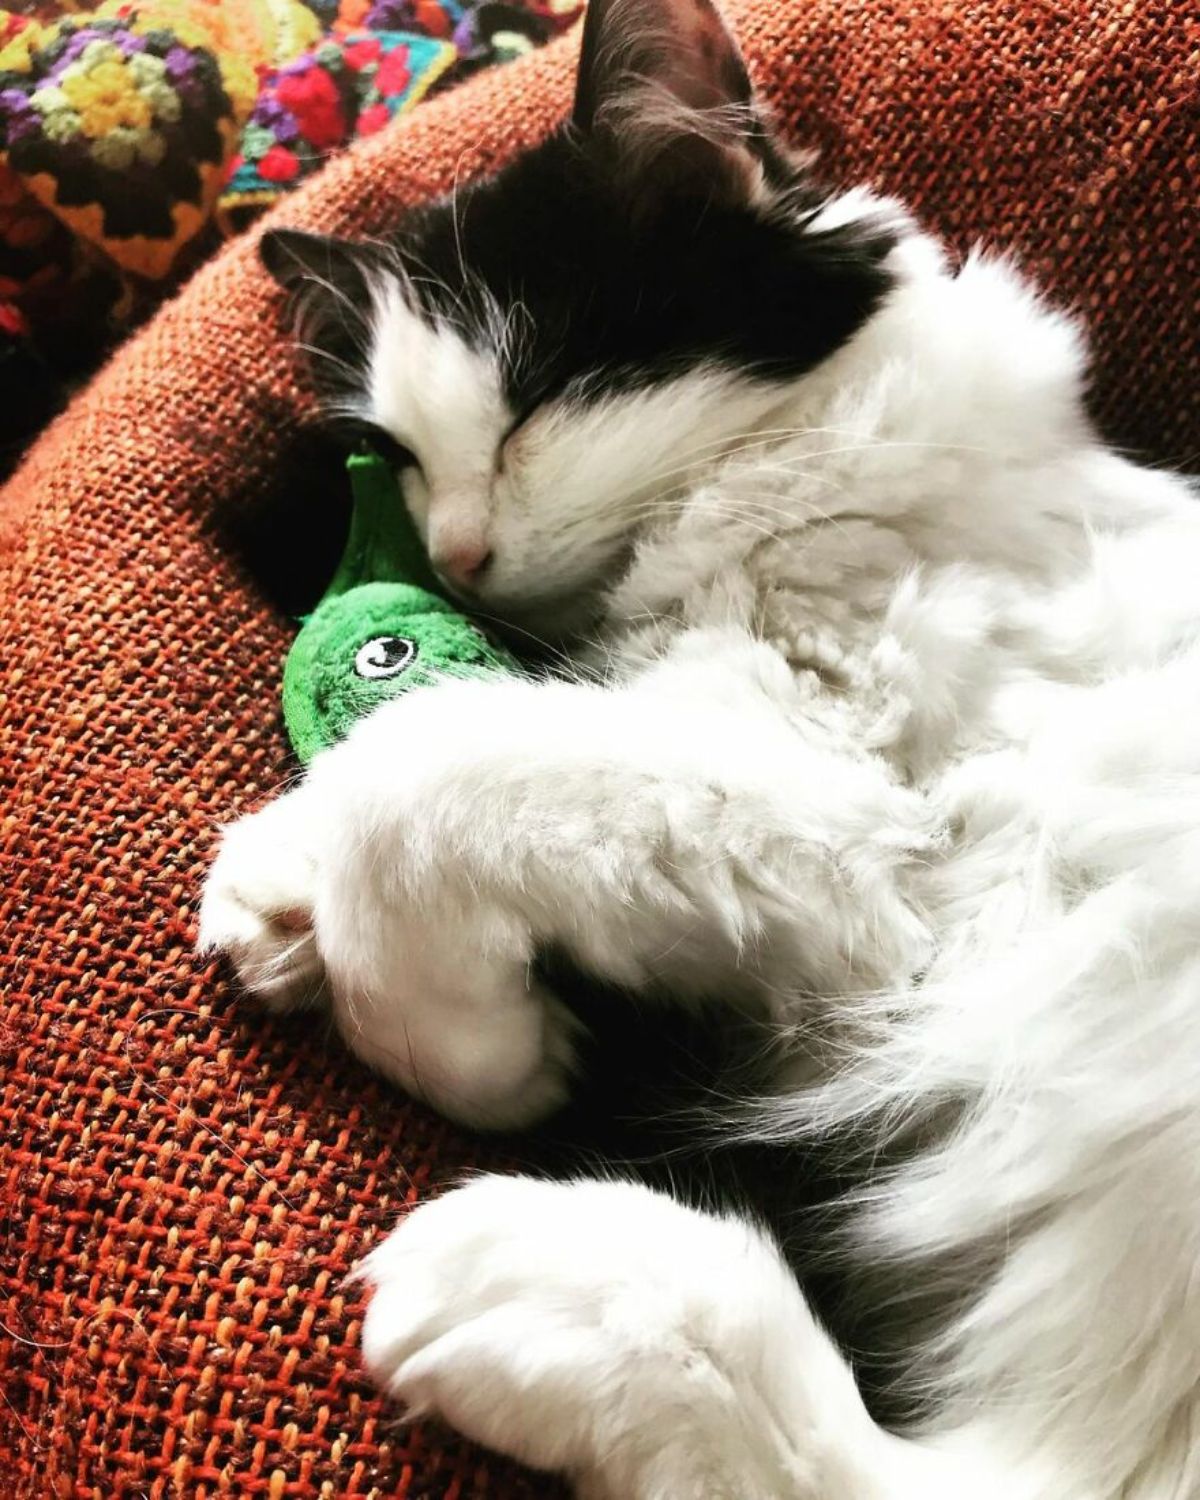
[200,190,1200,1497]
[354,1173,985,1500]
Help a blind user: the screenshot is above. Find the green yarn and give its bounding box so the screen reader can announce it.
[282,452,521,763]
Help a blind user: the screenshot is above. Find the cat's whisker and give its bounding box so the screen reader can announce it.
[292,343,364,382]
[626,426,1015,497]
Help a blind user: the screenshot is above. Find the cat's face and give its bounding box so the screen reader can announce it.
[265,0,894,637]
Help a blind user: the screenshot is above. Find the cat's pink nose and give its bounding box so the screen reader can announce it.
[435,540,493,591]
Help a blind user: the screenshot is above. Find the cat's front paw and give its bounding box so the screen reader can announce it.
[197,792,324,1012]
[301,690,582,1131]
[358,1176,826,1500]
[311,839,578,1131]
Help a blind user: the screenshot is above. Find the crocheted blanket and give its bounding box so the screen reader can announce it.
[0,0,581,471]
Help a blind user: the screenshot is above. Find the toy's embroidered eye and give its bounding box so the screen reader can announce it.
[355,636,417,679]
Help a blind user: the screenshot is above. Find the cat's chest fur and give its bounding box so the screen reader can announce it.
[587,248,1198,805]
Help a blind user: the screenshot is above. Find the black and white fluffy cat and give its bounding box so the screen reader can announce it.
[198,0,1200,1494]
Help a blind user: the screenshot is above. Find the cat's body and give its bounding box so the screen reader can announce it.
[199,1,1200,1494]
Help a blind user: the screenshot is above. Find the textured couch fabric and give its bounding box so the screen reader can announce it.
[1,2,1196,1495]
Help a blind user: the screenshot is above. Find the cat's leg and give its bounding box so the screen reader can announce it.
[358,1174,876,1500]
[201,632,934,1128]
[358,1174,986,1500]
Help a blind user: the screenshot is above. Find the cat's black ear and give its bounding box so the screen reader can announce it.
[572,0,770,209]
[259,229,382,407]
[259,228,377,296]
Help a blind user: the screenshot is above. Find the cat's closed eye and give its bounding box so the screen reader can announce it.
[344,420,418,474]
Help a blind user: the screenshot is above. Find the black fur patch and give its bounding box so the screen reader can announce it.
[261,133,895,441]
[262,0,897,440]
[412,135,891,407]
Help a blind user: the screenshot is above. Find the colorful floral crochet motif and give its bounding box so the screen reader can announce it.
[0,0,320,277]
[1,16,234,275]
[218,28,455,230]
[216,0,582,229]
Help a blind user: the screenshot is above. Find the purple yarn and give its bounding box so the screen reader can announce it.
[364,0,418,32]
[1,90,39,146]
[165,44,199,81]
[251,96,300,141]
[44,22,147,82]
[451,14,478,53]
[47,28,100,79]
[278,55,316,79]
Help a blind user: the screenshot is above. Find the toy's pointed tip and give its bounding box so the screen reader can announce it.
[319,451,439,604]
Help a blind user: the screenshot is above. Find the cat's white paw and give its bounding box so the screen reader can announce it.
[301,693,583,1131]
[358,1175,849,1500]
[320,903,578,1132]
[198,794,324,1012]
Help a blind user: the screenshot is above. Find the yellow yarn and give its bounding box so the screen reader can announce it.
[94,0,321,124]
[62,57,154,139]
[0,15,45,74]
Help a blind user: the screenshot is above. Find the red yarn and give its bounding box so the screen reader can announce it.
[258,144,301,182]
[343,36,382,71]
[376,45,413,97]
[0,12,30,43]
[0,301,27,337]
[357,102,389,136]
[412,0,451,37]
[276,65,347,151]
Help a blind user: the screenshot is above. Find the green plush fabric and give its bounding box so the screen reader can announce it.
[282,452,520,763]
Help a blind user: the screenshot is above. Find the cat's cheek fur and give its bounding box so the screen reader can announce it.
[360,279,809,625]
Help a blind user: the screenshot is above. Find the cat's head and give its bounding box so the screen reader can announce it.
[263,0,895,636]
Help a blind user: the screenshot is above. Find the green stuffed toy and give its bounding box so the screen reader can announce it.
[282,451,522,763]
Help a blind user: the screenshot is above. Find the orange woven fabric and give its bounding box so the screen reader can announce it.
[0,3,1196,1496]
